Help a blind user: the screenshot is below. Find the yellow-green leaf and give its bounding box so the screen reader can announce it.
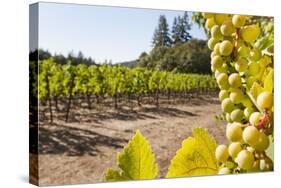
[166,128,218,178]
[104,130,158,181]
[250,82,263,99]
[263,69,273,93]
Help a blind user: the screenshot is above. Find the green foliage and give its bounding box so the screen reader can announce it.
[166,128,218,177]
[104,130,158,181]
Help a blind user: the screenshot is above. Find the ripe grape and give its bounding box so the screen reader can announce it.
[232,15,247,28]
[219,90,229,101]
[217,73,229,89]
[235,58,248,72]
[221,19,236,36]
[242,126,260,146]
[236,150,254,170]
[205,17,215,30]
[215,145,229,163]
[218,167,231,174]
[215,14,229,25]
[228,73,242,88]
[225,113,233,123]
[249,48,262,61]
[211,55,223,69]
[248,61,260,75]
[230,109,244,122]
[229,88,244,104]
[213,43,221,55]
[249,112,262,126]
[257,92,273,110]
[244,107,255,121]
[253,132,269,151]
[228,142,242,158]
[222,98,235,113]
[220,40,234,56]
[208,38,219,50]
[226,122,243,142]
[211,25,224,40]
[238,46,250,58]
[241,25,261,43]
[202,13,214,19]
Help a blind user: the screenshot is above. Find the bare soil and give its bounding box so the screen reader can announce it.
[34,95,227,186]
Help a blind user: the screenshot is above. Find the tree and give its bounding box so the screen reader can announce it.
[171,17,182,44]
[180,12,192,42]
[152,15,172,48]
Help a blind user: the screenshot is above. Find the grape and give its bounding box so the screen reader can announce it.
[208,37,219,50]
[248,61,260,75]
[210,51,216,59]
[230,109,244,122]
[248,160,260,172]
[211,55,223,69]
[226,122,243,142]
[219,40,234,56]
[221,98,235,113]
[253,132,269,151]
[238,46,250,58]
[216,73,229,89]
[242,126,260,146]
[215,145,229,162]
[244,107,255,121]
[215,14,229,25]
[217,63,228,73]
[236,150,254,170]
[225,113,233,123]
[205,17,215,30]
[249,48,262,61]
[202,13,214,19]
[219,90,229,101]
[232,15,247,28]
[228,73,241,88]
[241,25,261,43]
[221,19,236,36]
[218,167,231,174]
[211,25,224,40]
[234,58,248,72]
[213,43,221,55]
[229,88,244,104]
[228,142,242,158]
[249,112,262,126]
[260,157,273,171]
[246,76,257,88]
[257,92,273,109]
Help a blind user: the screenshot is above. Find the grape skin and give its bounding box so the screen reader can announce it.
[249,112,262,126]
[236,150,254,170]
[228,142,242,158]
[228,73,242,88]
[226,122,243,142]
[232,15,247,28]
[257,92,273,109]
[242,126,260,146]
[216,145,229,163]
[221,98,235,113]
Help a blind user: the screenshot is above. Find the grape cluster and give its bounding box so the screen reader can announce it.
[202,13,274,173]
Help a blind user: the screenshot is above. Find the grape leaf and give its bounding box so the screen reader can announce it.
[250,82,263,99]
[166,128,218,178]
[263,69,273,93]
[104,130,158,181]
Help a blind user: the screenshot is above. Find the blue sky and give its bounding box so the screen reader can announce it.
[38,2,206,63]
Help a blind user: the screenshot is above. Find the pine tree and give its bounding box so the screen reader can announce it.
[181,12,192,42]
[171,17,182,44]
[152,15,172,48]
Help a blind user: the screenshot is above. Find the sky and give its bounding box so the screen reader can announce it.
[36,2,207,63]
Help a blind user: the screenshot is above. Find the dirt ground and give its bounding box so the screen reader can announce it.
[34,95,227,186]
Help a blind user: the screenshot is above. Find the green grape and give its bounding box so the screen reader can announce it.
[219,90,229,101]
[232,15,247,28]
[238,46,250,58]
[205,17,215,30]
[217,63,228,73]
[253,132,269,151]
[228,142,242,158]
[244,107,255,121]
[213,43,221,55]
[216,73,229,89]
[242,126,260,146]
[260,157,273,171]
[257,92,273,109]
[221,19,236,36]
[230,109,244,122]
[225,113,233,123]
[248,61,260,75]
[226,122,243,142]
[211,51,216,59]
[236,150,254,170]
[211,55,223,69]
[218,167,231,174]
[220,40,234,56]
[208,37,219,50]
[221,98,235,113]
[241,25,261,43]
[249,112,262,126]
[215,145,229,163]
[211,25,224,40]
[249,48,262,61]
[235,58,248,72]
[228,73,241,88]
[214,14,229,25]
[229,88,244,104]
[202,12,214,19]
